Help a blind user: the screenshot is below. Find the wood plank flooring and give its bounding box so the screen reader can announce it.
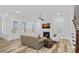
[0,38,54,53]
[0,38,23,53]
[0,37,75,53]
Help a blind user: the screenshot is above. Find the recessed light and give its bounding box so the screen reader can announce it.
[4,12,8,16]
[16,10,20,14]
[57,13,62,16]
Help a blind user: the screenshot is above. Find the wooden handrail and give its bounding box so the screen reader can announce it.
[72,20,76,31]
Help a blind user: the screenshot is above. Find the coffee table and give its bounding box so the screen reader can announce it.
[44,38,57,48]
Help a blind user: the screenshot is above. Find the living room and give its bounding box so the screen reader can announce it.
[0,5,76,53]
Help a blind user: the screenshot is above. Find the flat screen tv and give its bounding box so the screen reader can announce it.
[42,23,50,29]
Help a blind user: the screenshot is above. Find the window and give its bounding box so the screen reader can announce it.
[12,21,18,33]
[32,23,36,32]
[22,22,26,33]
[26,23,29,32]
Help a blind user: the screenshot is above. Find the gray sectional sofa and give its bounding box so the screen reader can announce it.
[21,35,46,50]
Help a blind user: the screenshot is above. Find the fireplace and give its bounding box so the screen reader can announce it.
[43,32,50,38]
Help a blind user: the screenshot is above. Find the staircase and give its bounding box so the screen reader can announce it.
[75,23,79,31]
[73,19,79,52]
[73,19,79,31]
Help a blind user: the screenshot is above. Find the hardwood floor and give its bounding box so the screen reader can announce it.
[0,38,51,53]
[0,38,24,53]
[0,37,7,44]
[0,38,75,53]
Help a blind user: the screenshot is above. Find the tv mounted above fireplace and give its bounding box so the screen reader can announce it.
[42,23,50,29]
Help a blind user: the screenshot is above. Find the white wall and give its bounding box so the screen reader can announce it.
[74,5,79,24]
[34,6,75,40]
[1,15,21,40]
[0,14,37,41]
[0,5,75,41]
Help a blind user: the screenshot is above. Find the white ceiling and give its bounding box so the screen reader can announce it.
[0,5,74,20]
